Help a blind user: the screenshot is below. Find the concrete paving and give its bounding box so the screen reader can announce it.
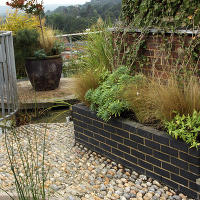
[17,78,77,109]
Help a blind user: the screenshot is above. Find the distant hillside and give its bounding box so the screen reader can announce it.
[0,4,71,16]
[0,6,12,16]
[45,0,122,34]
[44,4,70,12]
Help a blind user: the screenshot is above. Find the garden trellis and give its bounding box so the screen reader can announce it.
[0,31,18,121]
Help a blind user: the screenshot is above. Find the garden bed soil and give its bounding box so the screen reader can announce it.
[72,103,200,200]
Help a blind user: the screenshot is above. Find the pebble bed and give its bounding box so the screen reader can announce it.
[0,122,195,200]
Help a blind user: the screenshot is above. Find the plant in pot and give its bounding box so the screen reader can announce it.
[7,0,65,91]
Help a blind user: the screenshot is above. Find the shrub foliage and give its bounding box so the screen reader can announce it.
[165,111,200,149]
[85,66,143,121]
[0,10,40,34]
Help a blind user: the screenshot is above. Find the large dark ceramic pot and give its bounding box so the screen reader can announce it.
[25,55,62,91]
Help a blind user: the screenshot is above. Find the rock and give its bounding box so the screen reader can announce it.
[179,193,187,200]
[152,196,160,200]
[50,184,59,191]
[0,122,194,200]
[130,189,136,195]
[129,177,135,182]
[121,178,127,183]
[139,175,147,180]
[68,196,75,200]
[118,183,124,188]
[94,196,102,200]
[153,180,161,187]
[124,193,131,199]
[100,184,106,191]
[136,192,143,198]
[112,193,120,199]
[146,182,152,187]
[100,191,107,196]
[118,164,123,168]
[125,186,130,193]
[132,171,138,177]
[173,195,181,200]
[146,192,153,198]
[166,191,173,196]
[163,186,168,191]
[115,189,123,196]
[141,183,147,188]
[156,190,162,195]
[135,184,142,190]
[154,193,161,198]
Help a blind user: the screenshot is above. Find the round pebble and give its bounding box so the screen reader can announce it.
[0,122,194,200]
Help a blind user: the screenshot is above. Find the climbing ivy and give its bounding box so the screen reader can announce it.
[122,0,200,29]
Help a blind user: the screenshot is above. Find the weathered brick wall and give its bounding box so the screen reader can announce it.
[72,103,200,200]
[113,30,199,76]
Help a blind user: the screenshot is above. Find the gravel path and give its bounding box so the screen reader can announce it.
[0,123,194,200]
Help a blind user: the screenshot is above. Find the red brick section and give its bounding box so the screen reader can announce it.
[72,103,200,200]
[113,31,200,77]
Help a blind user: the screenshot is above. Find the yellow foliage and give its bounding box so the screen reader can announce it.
[0,10,40,35]
[39,28,56,54]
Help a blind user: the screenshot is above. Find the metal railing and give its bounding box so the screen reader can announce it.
[57,32,91,59]
[0,31,18,121]
[57,32,89,77]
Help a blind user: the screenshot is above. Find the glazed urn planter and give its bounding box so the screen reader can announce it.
[25,55,62,91]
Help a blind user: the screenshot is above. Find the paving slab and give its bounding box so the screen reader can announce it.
[17,78,77,109]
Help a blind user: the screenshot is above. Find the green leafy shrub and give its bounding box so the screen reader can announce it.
[85,66,143,121]
[165,111,200,149]
[14,28,40,77]
[51,39,65,55]
[15,28,40,57]
[34,49,47,59]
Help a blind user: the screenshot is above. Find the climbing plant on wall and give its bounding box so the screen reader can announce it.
[122,0,200,29]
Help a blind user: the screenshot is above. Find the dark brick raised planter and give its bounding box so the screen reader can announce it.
[72,103,200,199]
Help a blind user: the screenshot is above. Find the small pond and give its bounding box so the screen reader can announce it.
[15,107,71,125]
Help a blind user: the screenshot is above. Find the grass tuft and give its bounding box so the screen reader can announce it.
[39,28,56,55]
[73,70,101,105]
[123,74,200,124]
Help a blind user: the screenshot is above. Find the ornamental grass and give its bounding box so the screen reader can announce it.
[123,72,200,125]
[73,70,101,105]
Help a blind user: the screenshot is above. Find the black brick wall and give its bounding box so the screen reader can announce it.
[72,103,200,200]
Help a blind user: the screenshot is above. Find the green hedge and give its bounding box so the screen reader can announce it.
[122,0,200,29]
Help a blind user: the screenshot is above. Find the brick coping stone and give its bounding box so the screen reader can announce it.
[72,103,200,200]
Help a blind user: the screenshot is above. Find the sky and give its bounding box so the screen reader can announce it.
[0,0,90,6]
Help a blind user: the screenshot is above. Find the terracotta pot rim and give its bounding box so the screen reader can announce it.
[26,54,61,60]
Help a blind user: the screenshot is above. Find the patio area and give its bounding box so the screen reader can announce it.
[17,78,76,109]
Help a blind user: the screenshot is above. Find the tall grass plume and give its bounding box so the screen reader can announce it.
[73,70,101,105]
